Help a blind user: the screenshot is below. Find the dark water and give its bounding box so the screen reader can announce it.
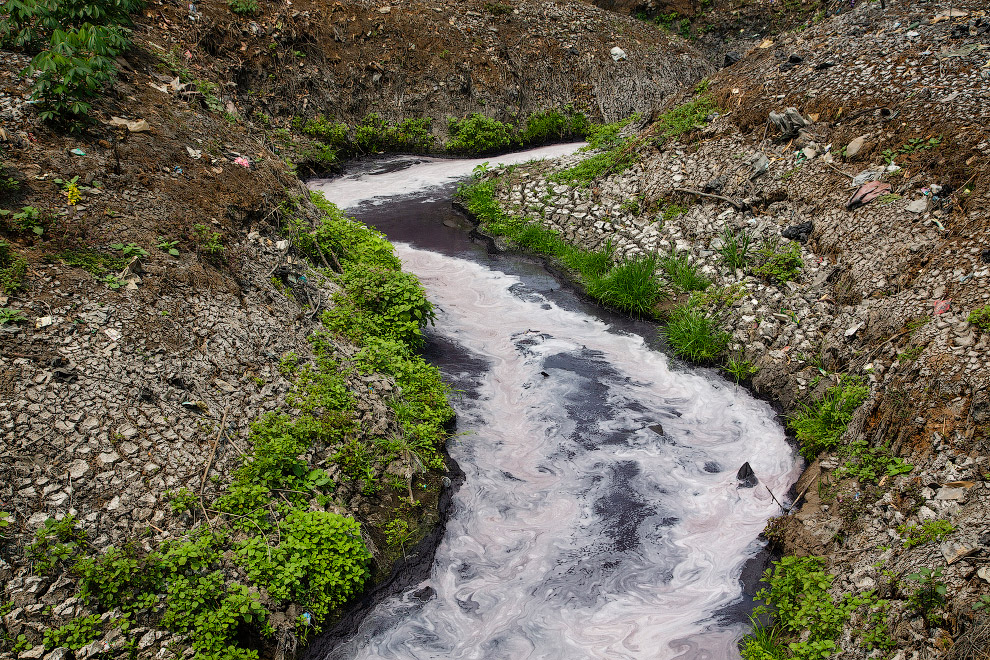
[308,152,799,660]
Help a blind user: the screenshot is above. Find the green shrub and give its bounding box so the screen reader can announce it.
[27,515,89,574]
[752,556,891,660]
[662,305,729,363]
[0,0,143,48]
[446,114,515,155]
[789,377,868,460]
[323,267,435,347]
[753,240,803,284]
[584,114,638,150]
[2,0,143,126]
[305,192,402,270]
[355,114,435,154]
[520,106,590,145]
[228,0,258,14]
[659,251,709,292]
[301,115,350,148]
[236,510,371,621]
[652,95,720,147]
[968,305,990,331]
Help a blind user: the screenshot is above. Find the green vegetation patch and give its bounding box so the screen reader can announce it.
[753,240,803,284]
[662,305,729,363]
[742,556,892,660]
[651,95,721,147]
[789,376,869,460]
[968,305,990,331]
[520,106,591,146]
[898,519,954,548]
[446,114,515,155]
[47,248,129,277]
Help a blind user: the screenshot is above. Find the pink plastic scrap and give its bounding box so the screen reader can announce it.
[933,299,951,315]
[233,156,251,168]
[845,180,892,209]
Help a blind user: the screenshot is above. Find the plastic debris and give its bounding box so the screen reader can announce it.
[852,170,883,185]
[109,117,150,132]
[845,181,891,209]
[35,316,55,329]
[104,328,123,341]
[746,152,769,180]
[933,299,951,315]
[70,148,86,156]
[609,46,627,61]
[768,107,809,138]
[736,462,758,488]
[186,146,202,159]
[233,156,251,168]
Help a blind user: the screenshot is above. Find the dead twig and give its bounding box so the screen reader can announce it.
[200,405,229,527]
[673,187,746,210]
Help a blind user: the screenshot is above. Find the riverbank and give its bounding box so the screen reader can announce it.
[454,3,990,651]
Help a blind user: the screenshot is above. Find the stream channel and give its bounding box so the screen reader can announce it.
[308,144,802,660]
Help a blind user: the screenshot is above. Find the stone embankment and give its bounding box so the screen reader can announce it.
[474,0,990,654]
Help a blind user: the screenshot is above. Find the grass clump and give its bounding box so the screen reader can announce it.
[726,356,758,383]
[968,305,990,332]
[662,305,729,363]
[446,114,515,155]
[659,251,709,292]
[789,376,869,460]
[586,254,666,317]
[720,225,752,270]
[356,114,435,154]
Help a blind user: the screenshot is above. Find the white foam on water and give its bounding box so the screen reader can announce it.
[310,152,801,660]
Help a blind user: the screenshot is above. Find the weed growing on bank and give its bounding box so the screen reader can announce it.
[742,556,893,660]
[790,376,869,460]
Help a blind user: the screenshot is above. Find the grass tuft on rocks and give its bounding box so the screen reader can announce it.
[789,376,869,460]
[661,305,729,363]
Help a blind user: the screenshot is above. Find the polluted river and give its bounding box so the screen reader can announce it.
[308,145,802,660]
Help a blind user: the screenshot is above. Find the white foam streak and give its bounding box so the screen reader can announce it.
[327,246,800,660]
[309,143,583,209]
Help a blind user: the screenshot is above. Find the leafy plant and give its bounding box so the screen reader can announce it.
[753,240,803,284]
[0,307,28,325]
[102,273,125,289]
[167,487,199,514]
[898,520,954,548]
[157,238,180,256]
[192,224,224,259]
[838,439,912,483]
[751,556,891,660]
[0,205,44,235]
[43,614,102,650]
[906,566,946,625]
[110,242,148,257]
[662,305,729,363]
[228,0,258,14]
[789,377,868,460]
[0,240,27,294]
[27,515,89,574]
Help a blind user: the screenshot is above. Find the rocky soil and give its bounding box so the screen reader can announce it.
[473,0,990,656]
